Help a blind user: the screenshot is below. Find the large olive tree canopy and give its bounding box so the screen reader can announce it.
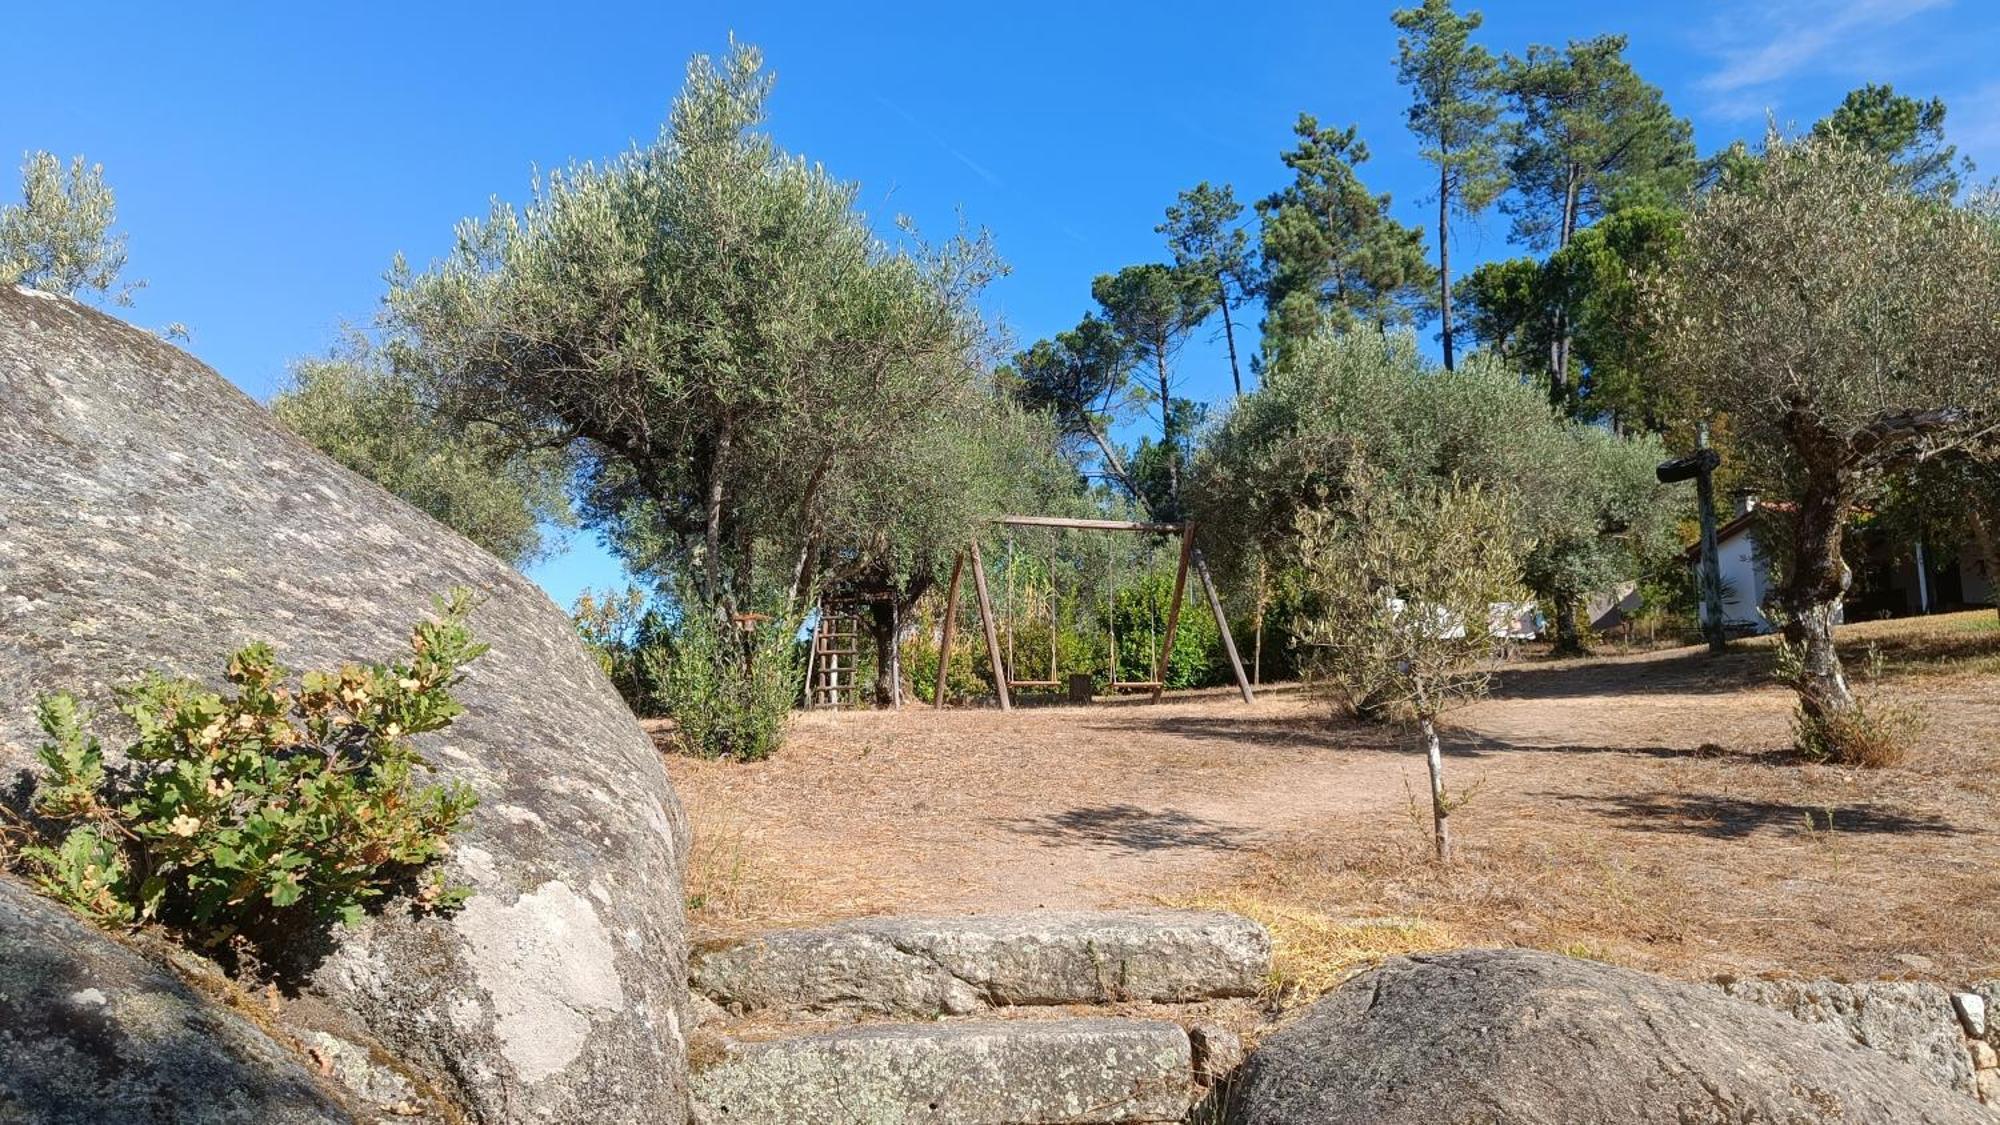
[379,43,1060,622]
[1646,134,2000,727]
[1189,330,1675,653]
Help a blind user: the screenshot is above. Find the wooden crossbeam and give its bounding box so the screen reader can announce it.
[993,516,1184,534]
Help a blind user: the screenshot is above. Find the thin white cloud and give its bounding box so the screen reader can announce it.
[1696,0,1953,102]
[874,96,1005,190]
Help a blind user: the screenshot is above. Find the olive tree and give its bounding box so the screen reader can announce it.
[1647,136,2000,738]
[1189,330,1675,652]
[0,151,137,304]
[382,42,1066,710]
[271,343,573,567]
[1292,473,1524,861]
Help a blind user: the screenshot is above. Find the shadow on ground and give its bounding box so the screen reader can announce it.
[1076,714,1376,753]
[1448,731,1786,762]
[1484,646,1776,701]
[1543,790,1962,840]
[1088,715,1781,765]
[996,803,1253,853]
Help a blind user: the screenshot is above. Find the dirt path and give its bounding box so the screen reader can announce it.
[671,687,1403,923]
[667,614,2000,981]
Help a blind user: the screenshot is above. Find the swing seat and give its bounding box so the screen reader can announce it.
[1006,678,1062,689]
[1108,680,1163,691]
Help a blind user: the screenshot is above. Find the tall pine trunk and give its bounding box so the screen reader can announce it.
[1218,281,1243,397]
[1550,168,1580,405]
[1157,346,1180,508]
[1438,166,1455,372]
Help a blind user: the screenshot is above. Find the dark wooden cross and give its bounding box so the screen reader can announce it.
[1655,423,1727,655]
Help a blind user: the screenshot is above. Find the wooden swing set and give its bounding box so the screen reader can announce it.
[933,516,1256,711]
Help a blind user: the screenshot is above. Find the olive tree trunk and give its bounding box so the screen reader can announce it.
[1420,714,1451,863]
[1550,594,1586,658]
[866,599,898,707]
[1779,469,1857,720]
[864,587,930,708]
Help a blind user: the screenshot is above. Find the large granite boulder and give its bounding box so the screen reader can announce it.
[0,285,692,1122]
[1232,949,1996,1124]
[1719,977,1979,1097]
[0,879,356,1124]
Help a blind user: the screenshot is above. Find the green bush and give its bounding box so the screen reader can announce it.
[17,592,484,941]
[655,599,804,761]
[905,594,986,705]
[1107,570,1224,690]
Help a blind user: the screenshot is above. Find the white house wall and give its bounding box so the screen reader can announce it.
[1697,530,1772,632]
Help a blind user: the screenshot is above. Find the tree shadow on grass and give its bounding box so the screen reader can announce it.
[996,803,1252,854]
[1449,731,1790,763]
[1483,645,1776,701]
[1542,790,1961,840]
[1088,715,1778,765]
[1075,715,1377,754]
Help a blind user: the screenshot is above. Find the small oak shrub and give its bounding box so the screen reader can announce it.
[18,591,485,941]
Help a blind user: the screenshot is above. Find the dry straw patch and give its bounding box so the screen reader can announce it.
[1167,892,1456,1002]
[681,801,810,933]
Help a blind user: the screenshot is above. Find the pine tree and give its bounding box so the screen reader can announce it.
[1159,183,1257,396]
[1499,34,1695,397]
[1091,265,1215,516]
[1393,0,1505,371]
[1254,116,1432,367]
[1812,83,1969,197]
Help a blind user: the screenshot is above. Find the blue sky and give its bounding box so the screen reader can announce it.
[8,0,1998,606]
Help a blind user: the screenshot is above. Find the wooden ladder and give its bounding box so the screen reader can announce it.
[807,607,863,710]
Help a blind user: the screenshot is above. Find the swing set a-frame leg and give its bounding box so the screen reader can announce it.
[1195,544,1255,704]
[967,539,1011,711]
[934,551,965,709]
[1150,525,1197,703]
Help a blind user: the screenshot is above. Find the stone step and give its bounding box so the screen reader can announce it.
[689,1017,1195,1124]
[692,910,1271,1019]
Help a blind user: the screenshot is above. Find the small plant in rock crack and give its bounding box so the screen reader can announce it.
[16,590,485,945]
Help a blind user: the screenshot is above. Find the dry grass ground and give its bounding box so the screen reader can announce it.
[666,611,2000,996]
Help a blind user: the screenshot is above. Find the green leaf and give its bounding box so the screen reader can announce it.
[267,878,303,908]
